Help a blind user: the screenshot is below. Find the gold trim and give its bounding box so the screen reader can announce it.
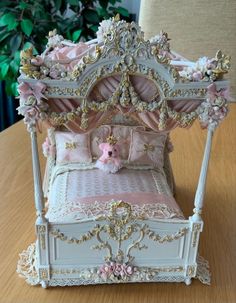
[187,265,196,277]
[39,268,49,280]
[191,223,202,247]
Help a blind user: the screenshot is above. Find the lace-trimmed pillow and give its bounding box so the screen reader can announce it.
[112,125,144,160]
[90,125,111,160]
[55,131,92,164]
[128,129,167,168]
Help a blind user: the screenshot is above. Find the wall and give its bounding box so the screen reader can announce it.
[139,0,236,99]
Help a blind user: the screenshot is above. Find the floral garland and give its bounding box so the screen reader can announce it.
[179,50,230,82]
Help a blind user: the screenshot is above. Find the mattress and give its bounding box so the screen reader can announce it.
[46,166,184,222]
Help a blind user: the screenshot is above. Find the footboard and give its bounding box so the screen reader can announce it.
[36,201,203,287]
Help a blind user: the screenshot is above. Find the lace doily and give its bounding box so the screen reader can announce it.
[16,243,39,285]
[195,255,211,285]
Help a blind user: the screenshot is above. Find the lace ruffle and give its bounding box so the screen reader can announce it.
[46,200,184,222]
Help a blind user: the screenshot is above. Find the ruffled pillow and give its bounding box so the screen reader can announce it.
[112,125,144,160]
[128,129,167,168]
[90,125,111,160]
[55,131,92,164]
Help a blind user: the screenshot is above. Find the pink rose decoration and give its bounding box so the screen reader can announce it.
[31,56,44,66]
[49,70,60,79]
[98,263,114,280]
[113,263,125,277]
[98,262,135,281]
[192,71,203,81]
[123,265,134,276]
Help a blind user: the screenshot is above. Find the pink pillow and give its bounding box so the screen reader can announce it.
[55,131,92,164]
[128,129,167,167]
[112,125,144,160]
[90,125,111,159]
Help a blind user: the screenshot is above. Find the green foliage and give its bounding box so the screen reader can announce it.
[0,0,130,96]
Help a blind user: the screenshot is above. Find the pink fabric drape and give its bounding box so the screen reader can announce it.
[46,43,91,70]
[89,75,159,102]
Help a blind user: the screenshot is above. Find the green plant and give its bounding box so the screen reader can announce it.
[0,0,130,96]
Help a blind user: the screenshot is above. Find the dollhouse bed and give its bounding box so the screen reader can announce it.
[16,18,230,288]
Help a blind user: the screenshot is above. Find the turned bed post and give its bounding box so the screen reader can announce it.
[30,130,46,224]
[192,127,214,221]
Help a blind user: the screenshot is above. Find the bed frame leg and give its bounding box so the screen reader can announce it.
[185,278,192,286]
[40,281,48,289]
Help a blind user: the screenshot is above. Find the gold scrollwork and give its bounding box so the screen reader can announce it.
[45,86,81,96]
[145,227,189,243]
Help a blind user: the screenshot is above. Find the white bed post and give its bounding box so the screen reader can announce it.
[30,130,46,223]
[185,127,214,285]
[30,129,50,288]
[192,127,214,222]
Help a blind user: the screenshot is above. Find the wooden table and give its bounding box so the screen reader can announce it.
[0,106,235,303]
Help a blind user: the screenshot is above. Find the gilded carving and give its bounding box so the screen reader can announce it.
[191,223,202,247]
[37,225,46,233]
[39,268,49,280]
[50,201,188,264]
[37,225,46,250]
[186,265,196,277]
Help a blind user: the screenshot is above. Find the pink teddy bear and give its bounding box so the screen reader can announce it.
[95,135,122,173]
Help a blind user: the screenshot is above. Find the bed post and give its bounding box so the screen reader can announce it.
[30,129,50,288]
[192,128,214,221]
[30,130,46,223]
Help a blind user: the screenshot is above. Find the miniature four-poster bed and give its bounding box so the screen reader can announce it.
[16,18,231,288]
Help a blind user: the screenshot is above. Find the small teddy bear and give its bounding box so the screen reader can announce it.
[95,135,122,173]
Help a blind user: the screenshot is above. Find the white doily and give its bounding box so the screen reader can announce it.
[195,255,211,285]
[16,243,39,285]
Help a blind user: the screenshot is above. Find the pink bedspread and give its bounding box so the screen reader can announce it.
[46,167,184,222]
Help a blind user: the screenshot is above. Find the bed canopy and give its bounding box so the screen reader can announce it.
[18,18,230,134]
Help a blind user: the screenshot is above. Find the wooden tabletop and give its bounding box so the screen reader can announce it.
[0,106,235,303]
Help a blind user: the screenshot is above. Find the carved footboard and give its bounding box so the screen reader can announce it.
[35,201,203,287]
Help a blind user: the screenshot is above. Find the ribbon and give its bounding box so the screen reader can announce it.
[18,82,47,102]
[207,83,230,102]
